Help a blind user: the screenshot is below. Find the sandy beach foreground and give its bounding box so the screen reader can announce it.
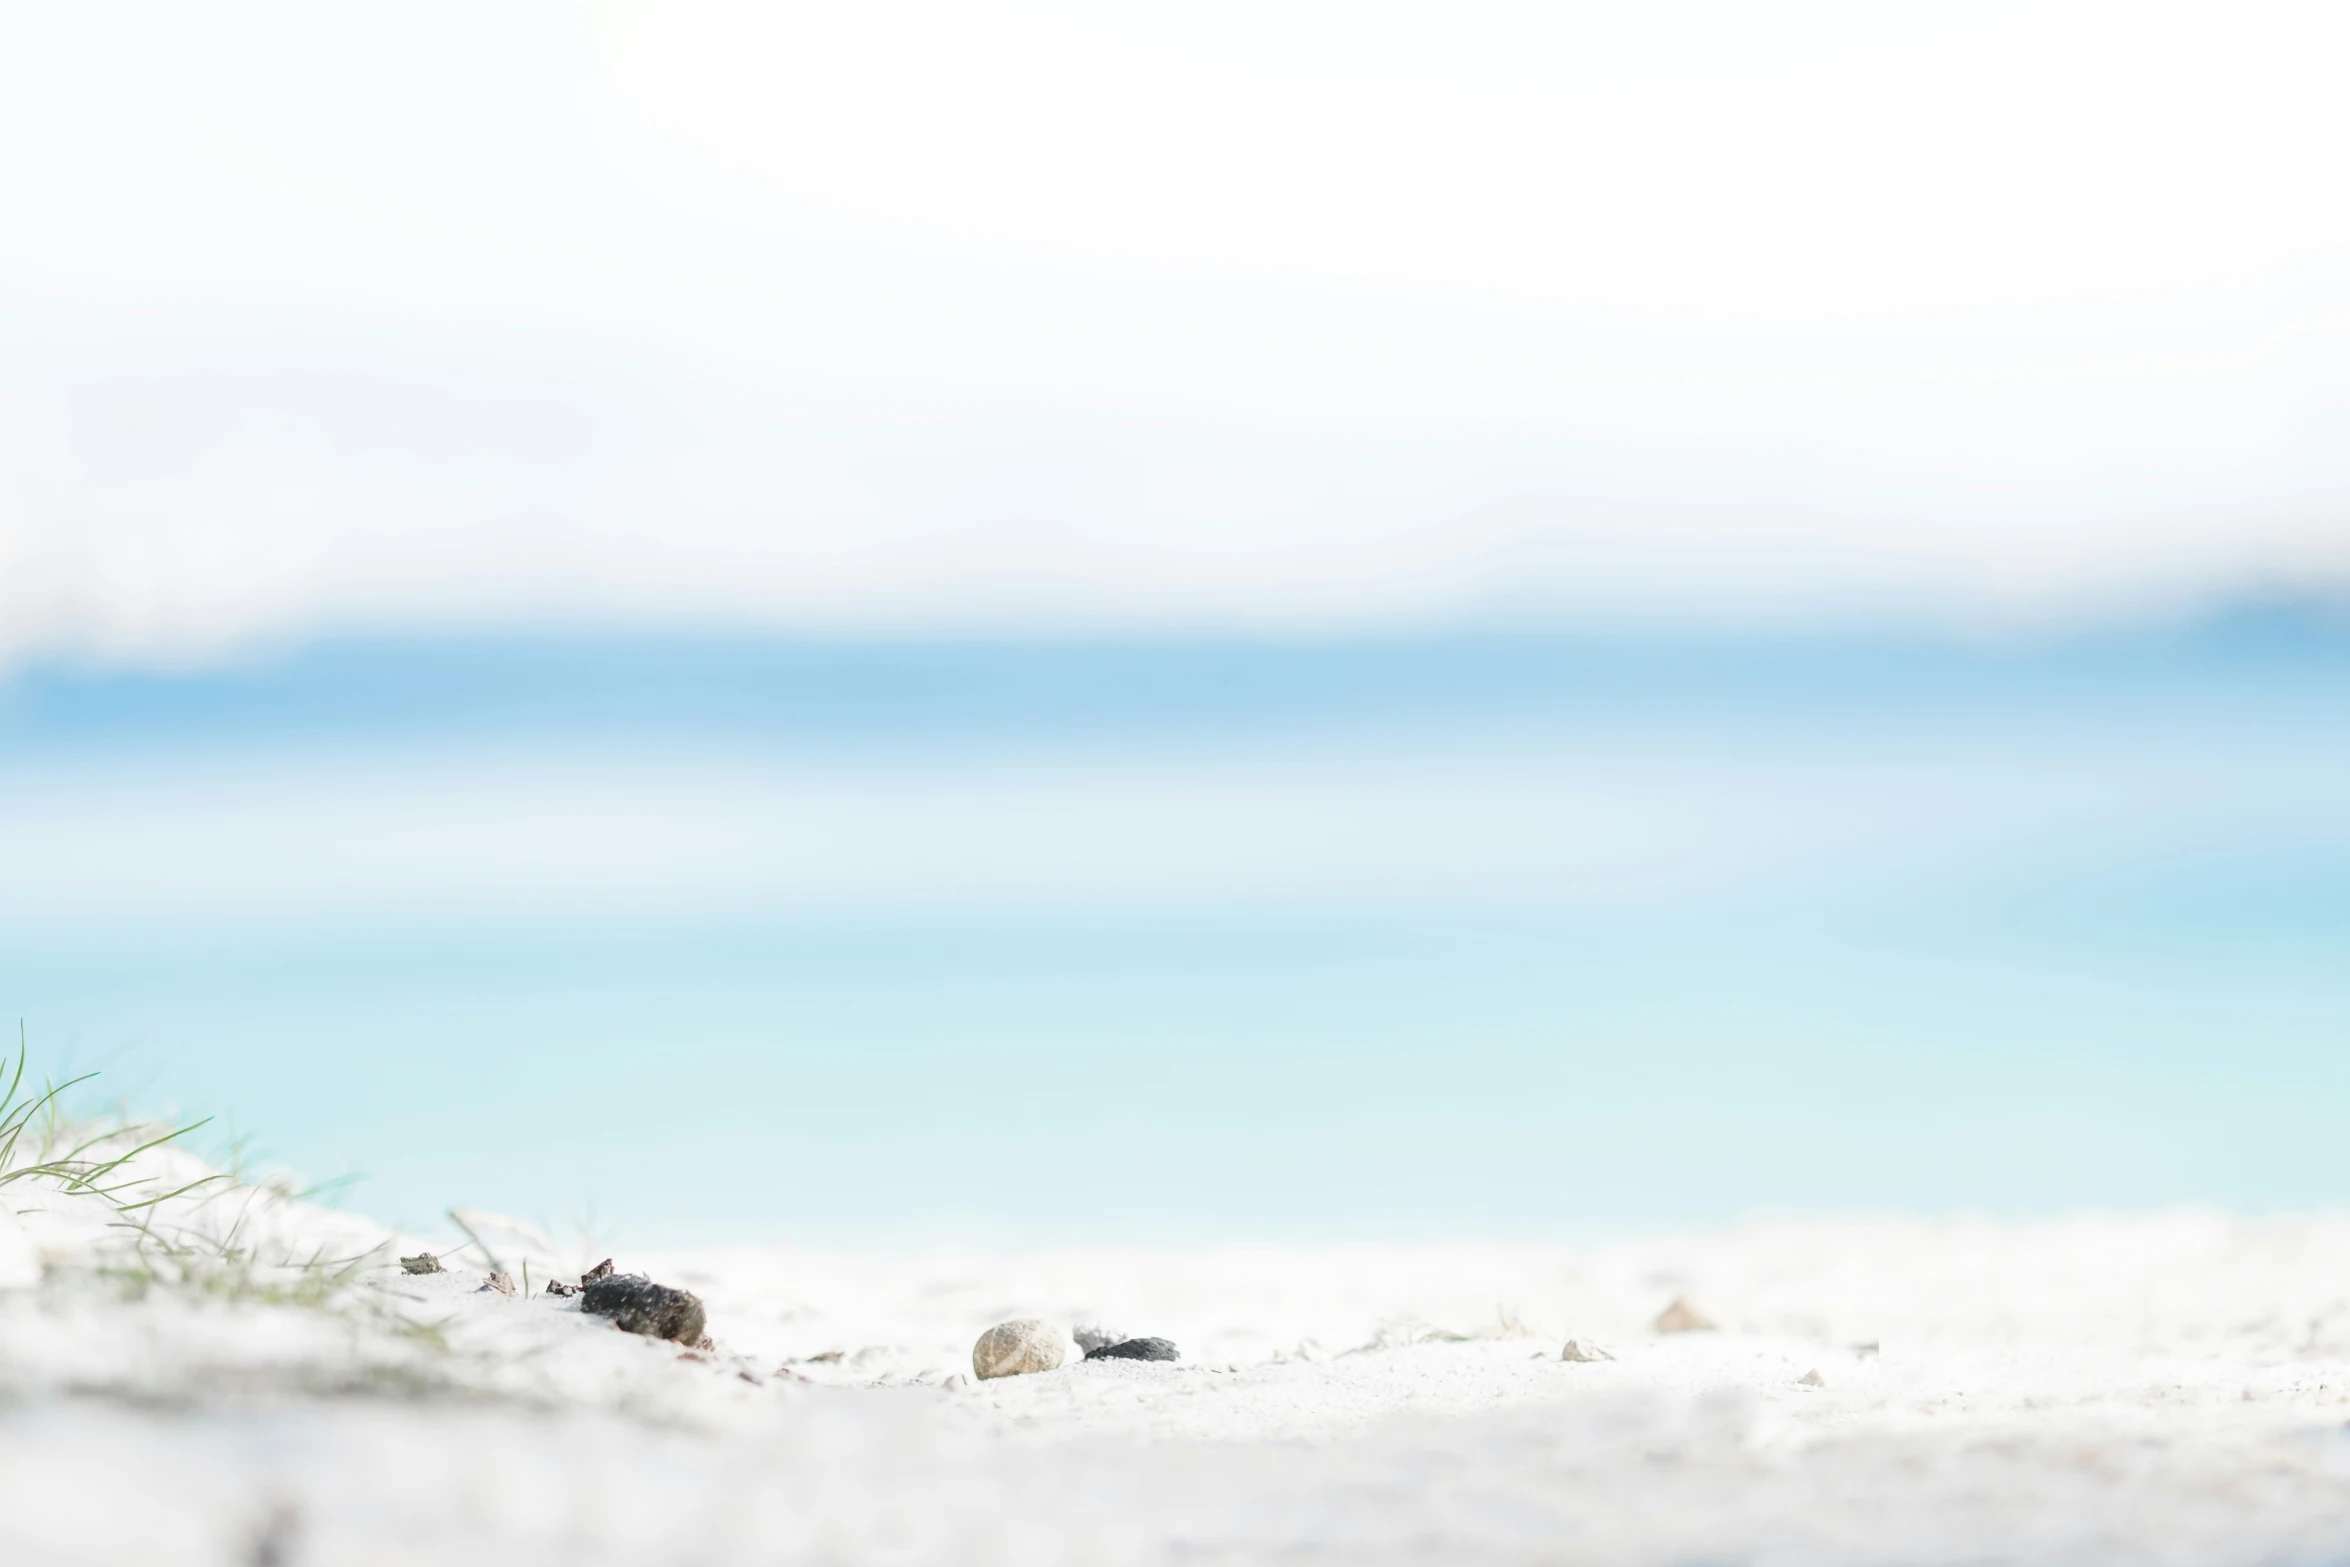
[7,1133,2350,1564]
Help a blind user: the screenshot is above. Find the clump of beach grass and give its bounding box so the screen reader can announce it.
[0,1027,441,1360]
[0,1027,220,1212]
[0,1033,771,1423]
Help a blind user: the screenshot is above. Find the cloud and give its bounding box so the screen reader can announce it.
[4,2,2348,668]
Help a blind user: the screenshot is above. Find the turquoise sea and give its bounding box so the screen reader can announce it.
[4,614,2346,1245]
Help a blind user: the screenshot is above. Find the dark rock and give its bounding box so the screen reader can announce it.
[581,1273,706,1344]
[582,1258,615,1286]
[1084,1336,1179,1363]
[544,1280,579,1297]
[399,1253,443,1275]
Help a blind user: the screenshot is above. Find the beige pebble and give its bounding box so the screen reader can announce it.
[972,1318,1064,1380]
[1654,1297,1717,1333]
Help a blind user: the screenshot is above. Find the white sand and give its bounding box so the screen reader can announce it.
[7,1141,2350,1563]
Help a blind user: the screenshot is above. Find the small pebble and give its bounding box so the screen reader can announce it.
[480,1271,515,1296]
[1799,1368,1826,1387]
[1561,1339,1615,1362]
[1655,1298,1717,1333]
[398,1254,443,1275]
[972,1319,1065,1380]
[1084,1336,1179,1363]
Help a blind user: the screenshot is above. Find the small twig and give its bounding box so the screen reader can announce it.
[446,1210,500,1274]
